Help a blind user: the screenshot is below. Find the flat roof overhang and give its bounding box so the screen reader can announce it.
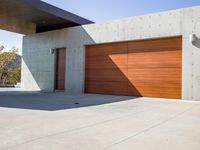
[0,0,93,35]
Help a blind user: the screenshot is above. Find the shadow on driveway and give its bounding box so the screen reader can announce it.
[0,90,136,111]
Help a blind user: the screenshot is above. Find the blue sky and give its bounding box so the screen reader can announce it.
[1,0,200,55]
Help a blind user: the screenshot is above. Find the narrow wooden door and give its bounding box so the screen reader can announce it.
[55,48,66,90]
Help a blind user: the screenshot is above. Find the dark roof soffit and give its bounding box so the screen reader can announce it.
[18,0,94,25]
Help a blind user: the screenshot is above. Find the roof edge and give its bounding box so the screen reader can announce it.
[19,0,94,25]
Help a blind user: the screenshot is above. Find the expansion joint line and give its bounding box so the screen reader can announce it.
[102,104,195,150]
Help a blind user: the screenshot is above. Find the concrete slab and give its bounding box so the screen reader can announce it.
[0,92,199,150]
[0,88,23,93]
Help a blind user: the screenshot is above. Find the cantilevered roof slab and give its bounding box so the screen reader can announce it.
[0,0,93,34]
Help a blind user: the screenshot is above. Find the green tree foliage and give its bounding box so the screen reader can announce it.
[6,68,21,85]
[0,46,21,86]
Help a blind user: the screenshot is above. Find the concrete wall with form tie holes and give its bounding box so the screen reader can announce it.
[21,6,200,101]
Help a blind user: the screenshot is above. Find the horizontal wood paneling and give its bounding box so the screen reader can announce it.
[85,81,127,95]
[127,37,182,99]
[128,50,182,68]
[85,42,128,96]
[85,68,127,82]
[127,37,182,52]
[85,36,182,99]
[85,55,127,69]
[86,42,127,57]
[128,68,182,83]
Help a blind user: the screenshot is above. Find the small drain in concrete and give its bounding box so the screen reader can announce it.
[74,102,80,105]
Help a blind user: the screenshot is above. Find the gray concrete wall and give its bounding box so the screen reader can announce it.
[21,6,200,100]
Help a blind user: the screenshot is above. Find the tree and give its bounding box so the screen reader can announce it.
[0,47,21,86]
[0,45,4,52]
[6,67,21,85]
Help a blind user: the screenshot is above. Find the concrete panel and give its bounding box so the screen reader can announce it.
[21,6,200,100]
[193,18,200,100]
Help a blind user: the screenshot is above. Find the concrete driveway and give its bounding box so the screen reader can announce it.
[0,91,200,150]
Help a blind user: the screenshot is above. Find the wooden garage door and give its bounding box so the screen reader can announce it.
[85,36,182,99]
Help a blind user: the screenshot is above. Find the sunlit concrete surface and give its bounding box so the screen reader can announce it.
[0,92,199,150]
[22,6,200,100]
[0,88,23,92]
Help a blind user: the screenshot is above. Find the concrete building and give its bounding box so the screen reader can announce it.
[1,0,200,100]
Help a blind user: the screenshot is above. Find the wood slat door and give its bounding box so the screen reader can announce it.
[55,48,66,90]
[85,42,128,95]
[127,37,182,99]
[85,36,182,99]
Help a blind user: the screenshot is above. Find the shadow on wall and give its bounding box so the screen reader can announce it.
[22,26,141,94]
[85,42,141,96]
[84,36,182,99]
[0,92,136,111]
[22,27,182,100]
[21,27,96,92]
[193,37,200,48]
